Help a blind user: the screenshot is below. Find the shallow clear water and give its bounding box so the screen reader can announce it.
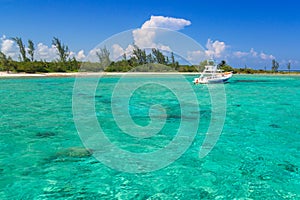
[0,75,299,199]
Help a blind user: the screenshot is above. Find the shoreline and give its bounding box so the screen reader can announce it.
[0,72,199,78]
[1,71,300,78]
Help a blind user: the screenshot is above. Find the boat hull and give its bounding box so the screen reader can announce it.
[193,73,232,84]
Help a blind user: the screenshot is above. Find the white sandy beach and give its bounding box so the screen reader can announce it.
[0,71,102,77]
[1,71,299,78]
[0,71,201,78]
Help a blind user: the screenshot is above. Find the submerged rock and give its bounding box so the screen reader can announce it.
[278,162,298,173]
[56,147,93,158]
[269,124,281,128]
[36,132,56,138]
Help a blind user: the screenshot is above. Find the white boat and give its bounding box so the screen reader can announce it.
[193,60,233,84]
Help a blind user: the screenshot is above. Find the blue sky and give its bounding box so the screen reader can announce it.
[1,0,300,69]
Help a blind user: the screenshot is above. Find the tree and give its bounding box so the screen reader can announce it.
[0,51,8,72]
[170,52,175,67]
[271,59,279,72]
[146,53,154,63]
[68,56,79,71]
[217,60,234,72]
[132,45,147,65]
[96,46,111,69]
[0,52,15,72]
[218,60,226,68]
[28,39,35,62]
[52,37,69,63]
[12,37,28,62]
[175,61,179,70]
[287,62,291,73]
[152,48,166,64]
[122,53,126,61]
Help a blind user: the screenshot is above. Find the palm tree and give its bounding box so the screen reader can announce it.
[52,37,69,63]
[12,37,28,62]
[96,47,111,69]
[287,62,291,73]
[28,39,35,62]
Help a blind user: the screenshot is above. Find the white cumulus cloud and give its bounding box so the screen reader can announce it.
[250,48,257,57]
[69,51,76,59]
[260,52,275,60]
[233,51,249,58]
[141,15,191,30]
[132,28,156,48]
[76,50,86,61]
[230,48,276,68]
[205,39,227,58]
[112,16,191,59]
[87,48,101,62]
[35,43,86,62]
[187,50,206,64]
[232,48,274,61]
[35,43,58,61]
[112,44,125,60]
[187,39,227,64]
[111,44,140,60]
[1,35,19,60]
[133,16,191,49]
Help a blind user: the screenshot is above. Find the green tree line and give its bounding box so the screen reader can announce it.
[0,37,198,73]
[0,36,294,73]
[0,37,80,73]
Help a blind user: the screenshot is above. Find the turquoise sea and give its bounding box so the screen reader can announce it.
[0,74,299,199]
